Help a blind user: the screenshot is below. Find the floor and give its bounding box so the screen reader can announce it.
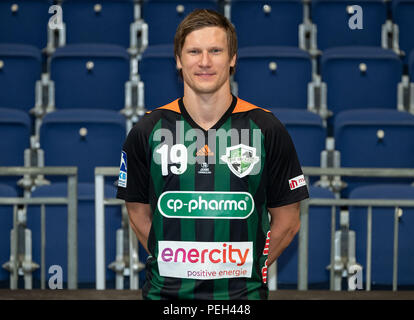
[0,289,413,300]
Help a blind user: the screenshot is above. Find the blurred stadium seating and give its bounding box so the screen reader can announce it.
[392,0,414,65]
[39,109,126,182]
[62,0,135,47]
[311,0,387,50]
[51,44,130,110]
[0,185,15,284]
[334,109,414,195]
[0,0,413,291]
[141,0,219,45]
[26,182,121,287]
[0,0,52,49]
[0,44,42,113]
[139,44,183,110]
[349,184,414,288]
[321,46,402,116]
[271,108,325,167]
[235,46,312,109]
[0,108,31,194]
[230,0,304,47]
[277,186,337,289]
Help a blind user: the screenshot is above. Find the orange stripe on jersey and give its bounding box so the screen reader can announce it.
[146,99,181,114]
[232,98,271,114]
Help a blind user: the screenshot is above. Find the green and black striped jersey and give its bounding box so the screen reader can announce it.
[116,95,309,300]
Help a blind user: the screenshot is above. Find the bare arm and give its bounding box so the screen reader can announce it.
[125,202,152,254]
[266,202,301,267]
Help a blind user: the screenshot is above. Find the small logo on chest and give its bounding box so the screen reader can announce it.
[197,162,212,175]
[220,144,259,178]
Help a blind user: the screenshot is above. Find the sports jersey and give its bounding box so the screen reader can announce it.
[116,95,309,300]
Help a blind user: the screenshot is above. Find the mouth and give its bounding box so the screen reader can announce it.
[195,73,216,80]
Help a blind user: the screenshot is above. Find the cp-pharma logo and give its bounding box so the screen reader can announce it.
[220,144,259,178]
[158,191,254,219]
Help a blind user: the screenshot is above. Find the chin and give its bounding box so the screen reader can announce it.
[194,86,220,94]
[185,77,228,95]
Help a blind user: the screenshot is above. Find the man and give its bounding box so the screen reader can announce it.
[116,9,309,300]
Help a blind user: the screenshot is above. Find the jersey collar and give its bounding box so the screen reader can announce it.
[178,95,237,132]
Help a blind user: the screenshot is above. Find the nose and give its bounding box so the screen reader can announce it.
[199,50,212,68]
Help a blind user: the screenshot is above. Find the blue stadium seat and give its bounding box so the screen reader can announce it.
[335,109,414,195]
[392,0,414,65]
[230,0,303,47]
[0,108,31,194]
[26,182,121,286]
[321,47,402,117]
[0,44,41,113]
[39,109,126,183]
[51,44,130,110]
[349,184,414,288]
[278,186,337,288]
[139,44,183,109]
[311,0,387,50]
[0,184,16,284]
[410,50,414,79]
[235,46,312,109]
[62,0,134,47]
[142,0,219,45]
[0,0,51,49]
[272,109,326,167]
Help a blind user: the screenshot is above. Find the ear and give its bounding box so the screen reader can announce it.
[176,55,183,70]
[230,54,236,68]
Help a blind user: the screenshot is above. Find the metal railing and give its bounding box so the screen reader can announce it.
[95,167,141,290]
[95,166,414,291]
[0,167,78,289]
[295,167,414,291]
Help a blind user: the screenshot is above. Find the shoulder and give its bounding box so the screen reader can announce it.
[132,98,181,136]
[146,98,181,115]
[233,98,271,115]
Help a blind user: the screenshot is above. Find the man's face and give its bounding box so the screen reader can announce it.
[176,26,236,95]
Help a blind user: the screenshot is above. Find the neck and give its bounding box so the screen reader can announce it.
[182,84,233,131]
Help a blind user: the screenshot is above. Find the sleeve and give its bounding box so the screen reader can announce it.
[265,119,309,208]
[116,124,150,203]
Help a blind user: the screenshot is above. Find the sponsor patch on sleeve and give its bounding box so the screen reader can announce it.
[289,174,306,190]
[118,151,127,188]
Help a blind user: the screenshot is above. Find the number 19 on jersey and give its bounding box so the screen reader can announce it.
[156,144,188,176]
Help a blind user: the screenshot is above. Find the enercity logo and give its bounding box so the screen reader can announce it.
[158,191,254,219]
[157,241,253,280]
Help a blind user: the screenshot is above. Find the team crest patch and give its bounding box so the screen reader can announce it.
[118,151,127,188]
[220,144,259,178]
